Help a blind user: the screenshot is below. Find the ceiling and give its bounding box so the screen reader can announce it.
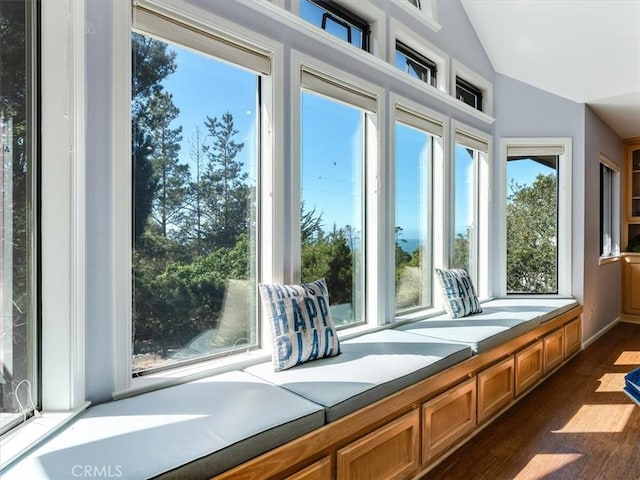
[461,0,640,140]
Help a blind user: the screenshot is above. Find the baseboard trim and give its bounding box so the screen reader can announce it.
[621,315,640,324]
[582,317,620,350]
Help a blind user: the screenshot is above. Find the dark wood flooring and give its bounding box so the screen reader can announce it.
[421,322,640,480]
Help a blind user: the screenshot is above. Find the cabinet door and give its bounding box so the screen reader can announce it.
[515,341,543,397]
[624,256,640,315]
[564,318,582,358]
[477,357,514,422]
[422,378,476,464]
[543,329,564,374]
[336,409,419,480]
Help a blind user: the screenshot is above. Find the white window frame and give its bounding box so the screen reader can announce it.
[599,154,621,262]
[389,19,449,94]
[450,121,491,300]
[291,0,385,59]
[114,0,283,396]
[1,0,89,468]
[451,59,493,117]
[391,0,441,32]
[291,50,384,333]
[498,138,573,297]
[390,94,446,320]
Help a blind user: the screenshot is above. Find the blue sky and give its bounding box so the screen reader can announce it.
[154,39,553,250]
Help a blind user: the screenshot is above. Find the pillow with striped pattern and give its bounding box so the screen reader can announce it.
[435,268,482,318]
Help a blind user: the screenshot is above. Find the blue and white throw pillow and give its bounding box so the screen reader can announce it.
[259,278,341,371]
[435,268,482,318]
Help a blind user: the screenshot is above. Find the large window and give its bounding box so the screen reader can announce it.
[452,128,489,293]
[300,0,370,50]
[394,107,442,313]
[0,0,38,433]
[131,17,264,374]
[506,155,558,294]
[300,68,376,327]
[501,139,572,296]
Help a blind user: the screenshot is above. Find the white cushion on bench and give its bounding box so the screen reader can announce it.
[397,298,578,353]
[246,329,472,423]
[4,371,324,480]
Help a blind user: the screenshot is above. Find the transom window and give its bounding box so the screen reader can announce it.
[300,0,370,50]
[395,41,437,87]
[456,76,483,111]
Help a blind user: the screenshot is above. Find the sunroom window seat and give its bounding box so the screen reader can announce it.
[4,298,582,480]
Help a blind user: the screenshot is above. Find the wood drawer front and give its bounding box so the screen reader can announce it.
[336,409,419,480]
[564,318,581,358]
[287,457,332,480]
[543,329,565,374]
[422,377,476,464]
[478,357,514,422]
[515,340,543,397]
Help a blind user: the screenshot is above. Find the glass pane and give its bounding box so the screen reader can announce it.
[301,91,364,327]
[395,45,436,87]
[506,156,558,294]
[453,145,475,275]
[300,0,365,49]
[600,165,612,256]
[395,122,432,313]
[132,33,258,374]
[1,0,38,431]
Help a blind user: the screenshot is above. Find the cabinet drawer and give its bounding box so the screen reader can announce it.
[478,357,514,422]
[422,377,476,464]
[564,318,581,358]
[544,328,564,374]
[515,340,543,396]
[287,457,332,480]
[337,409,419,480]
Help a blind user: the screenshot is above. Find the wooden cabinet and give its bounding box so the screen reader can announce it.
[543,329,564,374]
[623,254,640,317]
[287,457,332,480]
[515,340,543,396]
[336,409,419,480]
[623,139,640,251]
[477,357,514,422]
[564,317,582,358]
[422,378,476,463]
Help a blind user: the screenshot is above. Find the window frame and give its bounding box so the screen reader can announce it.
[498,138,573,297]
[395,41,438,88]
[451,59,493,117]
[1,0,89,468]
[599,154,620,261]
[390,94,446,320]
[114,0,283,396]
[389,19,448,93]
[391,0,441,32]
[450,121,491,300]
[300,0,370,51]
[291,0,384,59]
[291,50,384,333]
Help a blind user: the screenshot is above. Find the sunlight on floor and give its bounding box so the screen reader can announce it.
[596,373,627,392]
[614,351,640,366]
[513,453,583,480]
[553,404,635,433]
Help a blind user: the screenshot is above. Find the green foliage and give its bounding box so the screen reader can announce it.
[506,173,557,293]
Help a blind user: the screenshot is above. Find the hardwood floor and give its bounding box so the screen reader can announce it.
[420,322,640,480]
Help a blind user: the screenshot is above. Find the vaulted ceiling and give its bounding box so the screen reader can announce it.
[461,0,640,140]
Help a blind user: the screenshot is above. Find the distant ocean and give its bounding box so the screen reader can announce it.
[398,238,420,254]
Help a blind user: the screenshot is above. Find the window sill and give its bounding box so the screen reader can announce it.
[599,254,621,265]
[0,403,90,473]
